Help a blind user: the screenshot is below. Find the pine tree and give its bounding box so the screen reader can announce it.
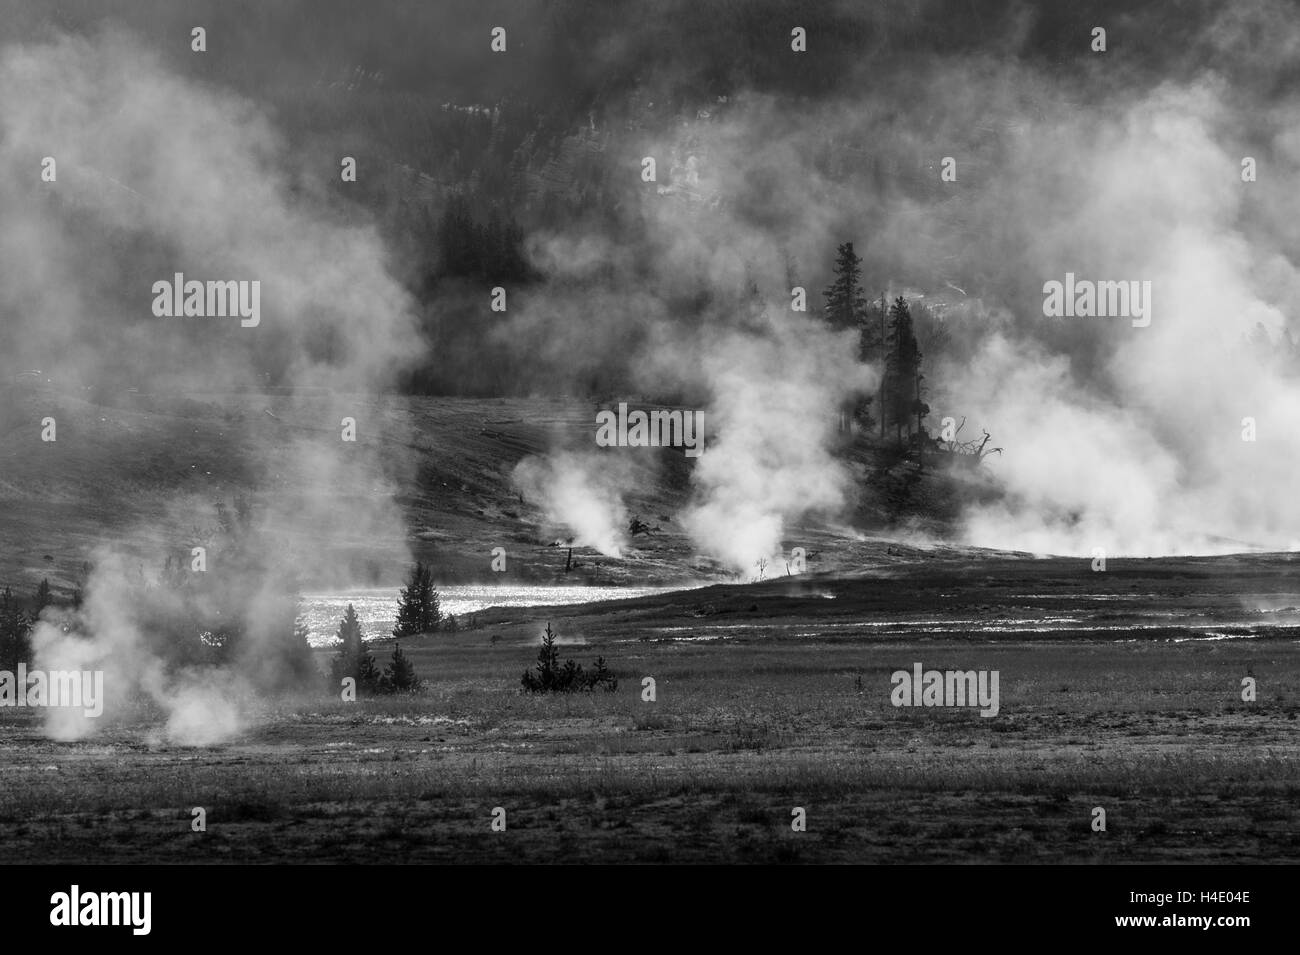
[340,603,364,657]
[394,561,439,637]
[357,651,382,691]
[536,622,560,681]
[0,588,31,673]
[331,603,380,691]
[420,565,441,632]
[393,564,422,638]
[33,578,52,612]
[589,655,618,692]
[823,242,868,330]
[825,243,881,436]
[520,623,619,694]
[884,296,923,445]
[521,622,563,692]
[383,642,420,692]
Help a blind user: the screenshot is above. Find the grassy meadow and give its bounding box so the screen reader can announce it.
[1,607,1296,863]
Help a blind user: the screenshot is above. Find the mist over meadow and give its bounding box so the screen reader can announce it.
[4,0,1298,563]
[3,0,1300,741]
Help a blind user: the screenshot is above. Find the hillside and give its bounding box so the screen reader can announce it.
[0,381,1008,597]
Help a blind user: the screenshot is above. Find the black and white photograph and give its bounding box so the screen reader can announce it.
[0,0,1290,928]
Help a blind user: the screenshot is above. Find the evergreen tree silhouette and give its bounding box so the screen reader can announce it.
[884,296,923,446]
[393,561,441,637]
[383,642,420,692]
[331,603,381,692]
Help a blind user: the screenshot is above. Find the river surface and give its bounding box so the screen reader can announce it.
[300,583,701,646]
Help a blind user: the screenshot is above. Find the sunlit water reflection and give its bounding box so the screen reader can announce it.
[300,583,702,646]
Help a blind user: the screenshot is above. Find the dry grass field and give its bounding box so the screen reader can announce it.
[2,557,1297,864]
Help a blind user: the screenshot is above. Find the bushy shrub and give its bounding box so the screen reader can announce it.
[520,623,618,693]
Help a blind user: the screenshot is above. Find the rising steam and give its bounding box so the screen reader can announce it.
[502,3,1300,560]
[513,451,633,557]
[11,3,1300,750]
[3,30,421,741]
[678,316,865,571]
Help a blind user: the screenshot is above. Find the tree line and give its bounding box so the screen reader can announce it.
[823,241,930,457]
[0,579,51,675]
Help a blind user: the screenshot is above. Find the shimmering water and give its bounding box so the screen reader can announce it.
[300,583,701,646]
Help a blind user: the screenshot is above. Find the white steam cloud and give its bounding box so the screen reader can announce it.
[680,317,865,571]
[4,30,422,742]
[504,3,1300,561]
[513,451,633,557]
[940,79,1300,555]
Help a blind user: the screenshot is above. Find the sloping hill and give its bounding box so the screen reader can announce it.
[0,383,1011,597]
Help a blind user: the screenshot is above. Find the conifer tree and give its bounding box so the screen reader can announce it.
[33,578,52,613]
[393,561,440,637]
[823,242,868,330]
[825,243,881,435]
[520,623,620,694]
[0,588,31,673]
[590,655,618,692]
[884,296,923,445]
[357,649,382,691]
[383,642,420,692]
[423,570,441,632]
[331,603,380,691]
[521,622,565,692]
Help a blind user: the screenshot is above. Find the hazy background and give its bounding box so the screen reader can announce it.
[3,0,1299,569]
